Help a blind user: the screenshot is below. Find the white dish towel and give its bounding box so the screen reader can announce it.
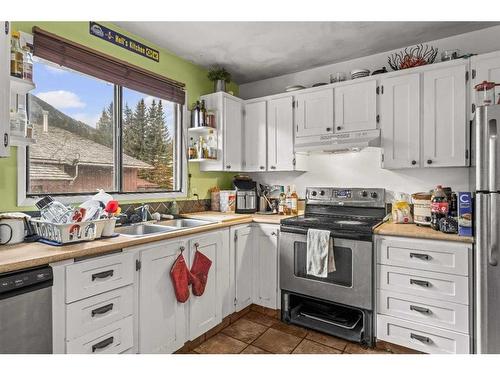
[306,228,336,278]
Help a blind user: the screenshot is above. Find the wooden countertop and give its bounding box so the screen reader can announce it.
[0,212,293,274]
[374,221,474,244]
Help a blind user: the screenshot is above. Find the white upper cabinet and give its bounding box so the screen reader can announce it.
[267,96,296,171]
[253,225,279,310]
[0,22,10,157]
[223,95,244,171]
[138,240,187,354]
[243,100,267,171]
[422,63,467,167]
[471,51,500,112]
[232,225,254,312]
[199,92,243,172]
[295,88,334,137]
[380,73,421,169]
[334,80,377,133]
[187,230,225,340]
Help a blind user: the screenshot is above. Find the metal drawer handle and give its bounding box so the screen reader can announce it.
[410,253,430,261]
[92,337,114,352]
[91,270,114,281]
[410,333,431,344]
[410,305,431,314]
[91,303,114,317]
[410,279,431,287]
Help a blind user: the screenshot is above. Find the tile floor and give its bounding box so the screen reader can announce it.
[185,307,420,354]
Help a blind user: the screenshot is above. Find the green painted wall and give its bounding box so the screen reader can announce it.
[0,21,237,211]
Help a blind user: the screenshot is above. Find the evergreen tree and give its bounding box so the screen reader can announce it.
[95,103,113,147]
[123,99,147,161]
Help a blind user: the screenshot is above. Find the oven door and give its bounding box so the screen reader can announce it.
[279,227,373,310]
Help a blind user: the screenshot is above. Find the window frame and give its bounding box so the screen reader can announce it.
[17,82,188,207]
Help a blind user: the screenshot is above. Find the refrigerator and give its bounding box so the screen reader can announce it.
[474,104,500,354]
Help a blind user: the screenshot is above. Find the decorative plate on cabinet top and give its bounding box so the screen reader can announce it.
[285,85,306,92]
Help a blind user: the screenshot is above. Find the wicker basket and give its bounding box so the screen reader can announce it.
[30,218,111,245]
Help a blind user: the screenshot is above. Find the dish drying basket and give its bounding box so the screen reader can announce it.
[30,218,112,245]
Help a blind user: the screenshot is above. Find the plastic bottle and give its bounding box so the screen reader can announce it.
[430,185,449,231]
[290,185,299,215]
[278,186,286,215]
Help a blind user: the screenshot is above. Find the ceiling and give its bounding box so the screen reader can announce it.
[116,22,498,83]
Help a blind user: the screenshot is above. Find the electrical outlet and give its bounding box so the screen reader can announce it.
[191,187,198,196]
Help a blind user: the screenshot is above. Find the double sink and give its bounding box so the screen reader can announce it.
[114,218,213,238]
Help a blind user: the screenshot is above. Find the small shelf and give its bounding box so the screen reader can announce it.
[10,76,36,95]
[188,126,217,135]
[188,158,217,162]
[10,134,36,146]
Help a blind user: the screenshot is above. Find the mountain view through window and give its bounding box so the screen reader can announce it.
[27,58,177,195]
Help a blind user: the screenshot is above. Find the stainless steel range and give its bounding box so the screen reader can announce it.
[280,187,385,347]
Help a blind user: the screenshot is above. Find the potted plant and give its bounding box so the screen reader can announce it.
[207,65,231,93]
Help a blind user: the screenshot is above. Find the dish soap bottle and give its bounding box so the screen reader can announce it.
[278,186,286,215]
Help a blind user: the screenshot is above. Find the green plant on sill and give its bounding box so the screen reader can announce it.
[207,65,231,83]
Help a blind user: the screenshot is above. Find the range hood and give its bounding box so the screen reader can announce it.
[295,129,380,153]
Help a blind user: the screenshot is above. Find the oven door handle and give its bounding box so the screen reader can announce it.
[280,226,310,235]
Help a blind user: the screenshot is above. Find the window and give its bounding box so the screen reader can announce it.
[25,57,183,198]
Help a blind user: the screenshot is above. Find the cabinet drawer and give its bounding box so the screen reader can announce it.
[377,236,470,276]
[66,285,134,340]
[377,290,469,333]
[376,315,470,354]
[66,252,134,303]
[377,265,469,304]
[66,316,133,354]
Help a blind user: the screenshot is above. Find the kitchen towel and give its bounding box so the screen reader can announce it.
[306,228,335,278]
[190,249,212,296]
[170,253,190,303]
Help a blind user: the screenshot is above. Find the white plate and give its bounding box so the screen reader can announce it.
[285,85,306,92]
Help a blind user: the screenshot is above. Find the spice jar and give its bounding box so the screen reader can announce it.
[475,81,497,106]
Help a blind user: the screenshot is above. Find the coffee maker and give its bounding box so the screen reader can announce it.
[233,175,257,214]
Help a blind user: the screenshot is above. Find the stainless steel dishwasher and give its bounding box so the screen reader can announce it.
[0,266,53,353]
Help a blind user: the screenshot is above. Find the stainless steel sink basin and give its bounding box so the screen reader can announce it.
[160,218,213,228]
[115,223,177,237]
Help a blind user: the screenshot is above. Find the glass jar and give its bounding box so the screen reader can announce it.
[475,81,497,106]
[35,196,73,224]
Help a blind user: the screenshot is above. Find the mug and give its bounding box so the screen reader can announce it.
[0,219,25,245]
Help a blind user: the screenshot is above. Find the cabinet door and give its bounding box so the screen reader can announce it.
[232,225,254,312]
[471,51,500,110]
[139,240,187,353]
[188,231,224,340]
[334,80,377,133]
[380,73,421,169]
[423,64,467,167]
[253,225,278,309]
[268,96,295,171]
[243,101,267,171]
[295,88,334,137]
[223,96,243,171]
[0,22,9,157]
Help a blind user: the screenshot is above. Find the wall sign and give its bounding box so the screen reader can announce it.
[89,22,160,62]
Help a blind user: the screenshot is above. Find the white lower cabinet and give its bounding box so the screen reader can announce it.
[137,239,187,354]
[375,235,472,354]
[253,224,279,310]
[232,225,254,312]
[187,230,228,340]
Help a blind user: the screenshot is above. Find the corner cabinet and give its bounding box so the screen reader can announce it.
[0,21,10,157]
[199,92,244,172]
[243,100,267,171]
[380,59,469,169]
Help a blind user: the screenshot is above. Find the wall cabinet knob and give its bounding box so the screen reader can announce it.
[336,126,342,131]
[260,166,265,170]
[226,165,231,169]
[426,159,432,165]
[326,127,332,132]
[270,166,276,170]
[411,160,417,165]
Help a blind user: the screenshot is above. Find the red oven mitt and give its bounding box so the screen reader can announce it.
[170,253,190,303]
[189,249,212,297]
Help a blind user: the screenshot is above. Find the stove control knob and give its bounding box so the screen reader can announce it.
[361,190,368,198]
[311,191,317,197]
[370,192,378,199]
[320,190,325,196]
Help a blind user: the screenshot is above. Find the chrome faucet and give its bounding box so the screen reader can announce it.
[135,204,151,222]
